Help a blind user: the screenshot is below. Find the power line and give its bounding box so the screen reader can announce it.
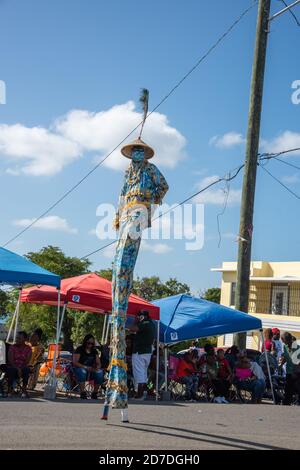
[2,1,257,248]
[258,163,300,199]
[278,0,300,26]
[259,147,300,160]
[272,156,300,171]
[81,163,245,259]
[77,146,300,260]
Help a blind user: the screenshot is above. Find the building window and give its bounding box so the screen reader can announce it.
[224,334,233,347]
[271,284,289,315]
[230,282,236,306]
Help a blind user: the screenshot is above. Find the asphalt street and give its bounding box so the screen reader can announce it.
[0,398,299,450]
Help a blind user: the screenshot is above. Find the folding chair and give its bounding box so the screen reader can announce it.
[167,355,186,400]
[40,343,63,384]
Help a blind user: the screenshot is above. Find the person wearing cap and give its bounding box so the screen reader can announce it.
[272,327,283,361]
[130,310,156,398]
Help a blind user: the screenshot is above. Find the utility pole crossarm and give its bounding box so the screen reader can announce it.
[269,0,300,22]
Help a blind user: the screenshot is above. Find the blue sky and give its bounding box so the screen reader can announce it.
[1,0,300,293]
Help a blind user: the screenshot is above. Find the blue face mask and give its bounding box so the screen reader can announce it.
[132,147,145,162]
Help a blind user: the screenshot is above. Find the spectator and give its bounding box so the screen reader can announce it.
[148,343,165,394]
[130,310,156,399]
[206,353,230,404]
[217,349,233,394]
[235,353,265,404]
[28,328,45,390]
[73,334,104,399]
[99,342,110,370]
[281,332,300,405]
[7,331,32,398]
[177,351,199,401]
[188,340,200,359]
[262,328,275,354]
[225,345,239,370]
[272,328,283,361]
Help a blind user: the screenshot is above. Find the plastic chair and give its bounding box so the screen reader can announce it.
[39,343,62,382]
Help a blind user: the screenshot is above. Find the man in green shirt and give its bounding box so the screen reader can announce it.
[130,310,156,398]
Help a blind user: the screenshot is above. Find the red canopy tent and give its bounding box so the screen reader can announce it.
[20,272,159,320]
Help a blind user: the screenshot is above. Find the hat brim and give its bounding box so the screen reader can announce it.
[121,142,154,159]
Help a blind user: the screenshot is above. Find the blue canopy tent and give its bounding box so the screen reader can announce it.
[0,247,61,397]
[152,294,275,402]
[152,294,262,344]
[0,247,60,288]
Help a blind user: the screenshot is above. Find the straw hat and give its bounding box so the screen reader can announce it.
[121,138,154,159]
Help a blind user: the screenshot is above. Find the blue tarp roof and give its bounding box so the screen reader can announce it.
[152,294,262,344]
[0,247,60,288]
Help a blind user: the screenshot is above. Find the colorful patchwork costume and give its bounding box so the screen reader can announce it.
[102,137,168,421]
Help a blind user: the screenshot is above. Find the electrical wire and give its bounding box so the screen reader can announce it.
[80,164,245,259]
[2,1,257,248]
[278,0,300,26]
[258,163,300,199]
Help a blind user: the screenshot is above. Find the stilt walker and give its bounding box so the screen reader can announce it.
[101,90,169,422]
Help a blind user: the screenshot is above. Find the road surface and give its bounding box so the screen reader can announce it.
[0,397,299,450]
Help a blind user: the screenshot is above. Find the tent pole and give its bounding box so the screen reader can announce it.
[101,313,108,344]
[164,346,168,392]
[13,289,22,343]
[51,289,61,387]
[58,302,67,341]
[260,329,275,404]
[155,321,160,401]
[6,301,18,343]
[105,316,110,344]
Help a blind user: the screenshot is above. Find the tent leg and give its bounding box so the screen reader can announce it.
[260,329,276,404]
[50,290,61,390]
[164,346,168,392]
[155,321,160,402]
[58,303,67,341]
[13,290,22,343]
[101,313,108,344]
[105,317,110,344]
[6,302,18,343]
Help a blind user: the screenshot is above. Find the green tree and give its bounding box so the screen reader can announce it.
[132,276,190,301]
[202,287,221,304]
[71,311,105,347]
[96,268,113,281]
[0,290,9,317]
[19,246,91,350]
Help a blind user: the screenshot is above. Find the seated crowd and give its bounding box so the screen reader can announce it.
[174,327,300,405]
[1,318,299,406]
[0,328,44,398]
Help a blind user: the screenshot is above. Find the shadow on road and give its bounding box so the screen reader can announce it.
[108,422,287,451]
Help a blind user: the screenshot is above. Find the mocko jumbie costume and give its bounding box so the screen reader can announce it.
[101,91,169,422]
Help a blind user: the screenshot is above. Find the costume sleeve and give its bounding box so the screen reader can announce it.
[149,164,169,204]
[113,170,129,230]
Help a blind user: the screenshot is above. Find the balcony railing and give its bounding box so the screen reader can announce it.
[248,283,300,317]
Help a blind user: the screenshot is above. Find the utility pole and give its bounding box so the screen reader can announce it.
[234,0,271,349]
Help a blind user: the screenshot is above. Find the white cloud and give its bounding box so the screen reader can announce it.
[193,175,241,205]
[281,174,300,185]
[261,131,300,155]
[0,124,81,176]
[141,241,173,254]
[210,132,245,149]
[13,215,78,234]
[0,102,187,176]
[55,102,186,171]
